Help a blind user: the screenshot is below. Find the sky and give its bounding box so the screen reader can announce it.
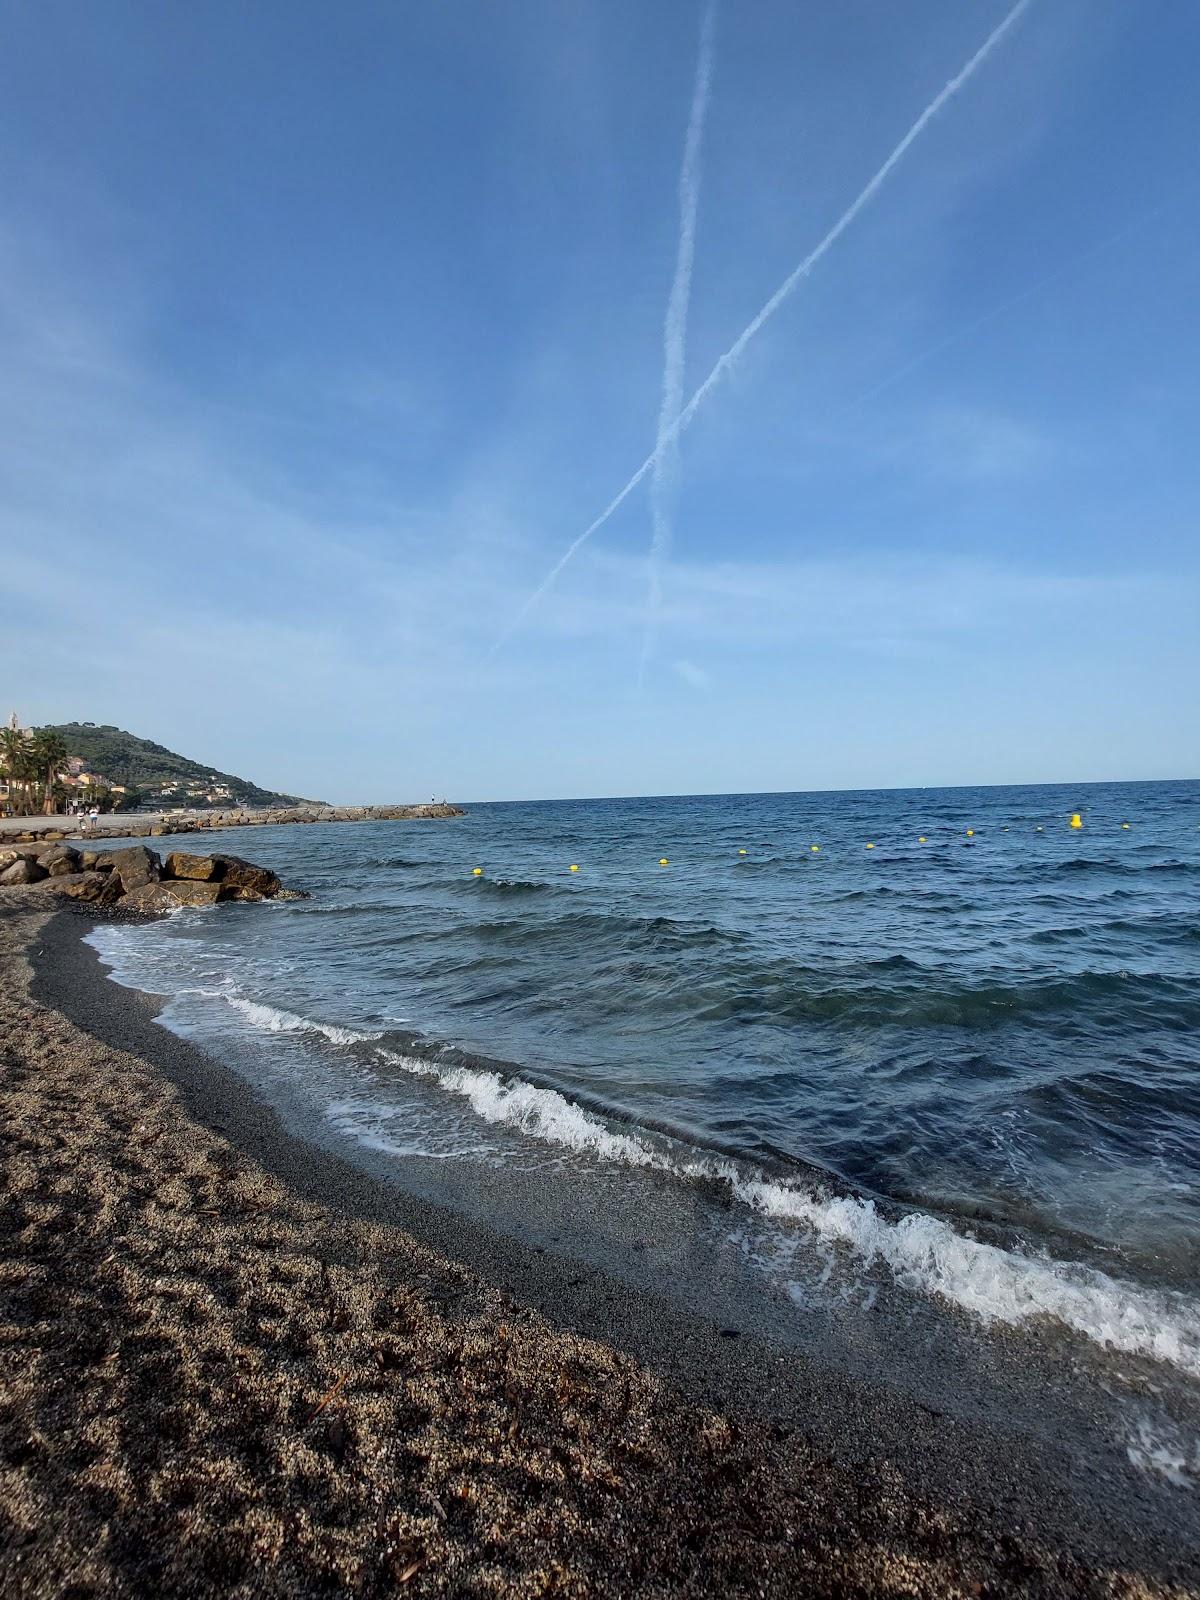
[1,0,1197,803]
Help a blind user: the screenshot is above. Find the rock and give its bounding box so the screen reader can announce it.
[211,855,281,898]
[40,871,113,903]
[164,851,224,882]
[80,851,103,870]
[104,845,162,894]
[38,844,83,877]
[0,858,47,885]
[122,880,223,914]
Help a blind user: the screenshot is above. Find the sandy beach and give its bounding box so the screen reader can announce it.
[0,894,1194,1597]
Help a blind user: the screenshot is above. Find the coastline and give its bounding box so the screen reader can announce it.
[0,802,464,845]
[3,900,1196,1596]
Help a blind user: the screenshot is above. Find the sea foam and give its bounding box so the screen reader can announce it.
[370,1043,1200,1378]
[226,996,380,1048]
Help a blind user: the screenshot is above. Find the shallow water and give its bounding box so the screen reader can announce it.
[87,780,1200,1417]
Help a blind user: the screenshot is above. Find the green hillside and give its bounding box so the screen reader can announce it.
[43,723,322,809]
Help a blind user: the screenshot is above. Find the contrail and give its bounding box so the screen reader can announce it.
[640,0,718,685]
[490,0,1033,655]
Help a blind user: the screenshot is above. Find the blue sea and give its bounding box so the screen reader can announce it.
[89,779,1200,1482]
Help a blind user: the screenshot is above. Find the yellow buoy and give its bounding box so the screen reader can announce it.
[569,864,579,872]
[472,867,483,876]
[659,858,669,867]
[1070,813,1083,829]
[966,829,975,837]
[738,848,747,855]
[811,844,820,853]
[918,836,927,844]
[1121,822,1130,830]
[866,842,875,850]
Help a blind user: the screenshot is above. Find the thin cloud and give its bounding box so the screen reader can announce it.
[673,658,712,689]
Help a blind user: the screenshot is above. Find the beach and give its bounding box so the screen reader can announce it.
[1,891,1195,1597]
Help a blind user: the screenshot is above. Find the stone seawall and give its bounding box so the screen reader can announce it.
[0,802,464,845]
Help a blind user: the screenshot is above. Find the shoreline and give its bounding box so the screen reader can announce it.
[3,900,1196,1594]
[0,801,464,845]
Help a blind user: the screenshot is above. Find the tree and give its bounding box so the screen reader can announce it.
[29,728,68,816]
[0,727,35,815]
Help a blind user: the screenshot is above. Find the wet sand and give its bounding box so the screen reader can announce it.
[1,895,1194,1597]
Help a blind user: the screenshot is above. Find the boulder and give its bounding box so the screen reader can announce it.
[122,880,223,914]
[164,851,224,882]
[211,855,281,898]
[38,844,83,877]
[80,850,105,870]
[104,845,162,893]
[40,871,113,904]
[0,858,47,885]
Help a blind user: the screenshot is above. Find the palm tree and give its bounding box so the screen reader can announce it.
[29,729,69,816]
[0,726,35,815]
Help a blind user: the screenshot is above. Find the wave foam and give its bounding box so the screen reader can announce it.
[226,997,380,1048]
[207,995,1200,1380]
[372,1046,1200,1377]
[735,1181,1200,1375]
[1127,1414,1198,1488]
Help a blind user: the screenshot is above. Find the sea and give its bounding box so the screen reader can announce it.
[87,779,1200,1495]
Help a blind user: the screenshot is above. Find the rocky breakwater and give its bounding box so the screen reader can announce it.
[0,801,464,845]
[0,843,305,916]
[160,802,465,835]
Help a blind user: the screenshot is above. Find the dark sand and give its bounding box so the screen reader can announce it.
[1,896,1193,1597]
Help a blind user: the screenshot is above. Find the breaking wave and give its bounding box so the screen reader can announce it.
[349,1036,1200,1378]
[225,997,381,1049]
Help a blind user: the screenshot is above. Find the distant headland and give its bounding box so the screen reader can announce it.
[0,715,462,837]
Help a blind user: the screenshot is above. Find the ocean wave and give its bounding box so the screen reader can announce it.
[1026,915,1200,946]
[459,909,743,955]
[368,1045,1200,1376]
[691,965,1195,1029]
[1048,857,1200,878]
[226,997,381,1048]
[460,877,560,896]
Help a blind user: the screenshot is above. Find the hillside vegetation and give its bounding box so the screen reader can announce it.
[43,724,321,809]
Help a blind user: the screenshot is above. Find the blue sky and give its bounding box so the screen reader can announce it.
[1,0,1197,802]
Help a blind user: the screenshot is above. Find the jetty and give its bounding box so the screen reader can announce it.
[0,801,464,845]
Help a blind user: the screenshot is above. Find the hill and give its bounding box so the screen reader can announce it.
[42,723,323,810]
